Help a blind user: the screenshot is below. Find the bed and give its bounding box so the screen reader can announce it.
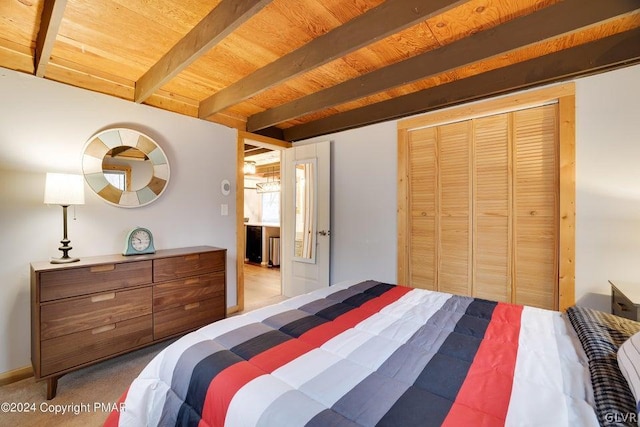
[104,280,640,426]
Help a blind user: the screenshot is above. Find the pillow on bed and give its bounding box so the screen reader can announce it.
[618,332,640,412]
[567,306,640,426]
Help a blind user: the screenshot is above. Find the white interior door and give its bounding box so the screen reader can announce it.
[281,141,330,297]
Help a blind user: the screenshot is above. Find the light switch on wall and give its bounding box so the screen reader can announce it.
[221,204,228,216]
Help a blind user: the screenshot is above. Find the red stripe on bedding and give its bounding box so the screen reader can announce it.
[103,387,128,427]
[442,303,523,426]
[250,338,316,373]
[200,285,412,426]
[300,286,412,348]
[199,361,265,427]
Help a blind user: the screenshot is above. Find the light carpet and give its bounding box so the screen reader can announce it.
[0,341,171,426]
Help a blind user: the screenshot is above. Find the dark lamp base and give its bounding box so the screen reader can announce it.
[50,256,80,264]
[50,230,79,264]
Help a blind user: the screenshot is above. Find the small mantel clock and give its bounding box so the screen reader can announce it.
[123,227,156,255]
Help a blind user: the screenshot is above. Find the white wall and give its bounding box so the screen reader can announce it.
[299,121,398,285]
[575,65,640,311]
[0,68,237,374]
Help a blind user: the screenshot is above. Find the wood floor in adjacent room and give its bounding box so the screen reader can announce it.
[241,263,288,313]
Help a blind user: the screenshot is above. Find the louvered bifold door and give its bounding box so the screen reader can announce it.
[408,127,437,290]
[404,104,559,309]
[472,114,511,303]
[513,104,559,309]
[437,121,472,297]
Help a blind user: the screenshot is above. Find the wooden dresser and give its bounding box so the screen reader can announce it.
[31,246,226,399]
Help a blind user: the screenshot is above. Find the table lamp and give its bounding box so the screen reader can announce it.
[44,173,85,263]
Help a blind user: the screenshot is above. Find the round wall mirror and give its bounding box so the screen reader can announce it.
[82,128,170,207]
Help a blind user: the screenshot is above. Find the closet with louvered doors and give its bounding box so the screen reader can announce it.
[402,103,559,310]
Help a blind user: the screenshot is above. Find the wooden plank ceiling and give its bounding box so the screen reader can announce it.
[1,0,639,141]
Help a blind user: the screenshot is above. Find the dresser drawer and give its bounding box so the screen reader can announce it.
[41,287,152,340]
[40,314,153,376]
[154,251,225,282]
[612,287,640,321]
[153,272,225,311]
[39,261,153,302]
[154,296,225,340]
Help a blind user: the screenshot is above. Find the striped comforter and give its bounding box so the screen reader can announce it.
[105,280,598,426]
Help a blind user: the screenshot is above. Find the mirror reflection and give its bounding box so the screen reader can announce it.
[102,147,153,192]
[294,159,316,262]
[82,128,170,207]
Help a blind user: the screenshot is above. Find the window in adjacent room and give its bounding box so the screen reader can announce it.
[261,192,280,223]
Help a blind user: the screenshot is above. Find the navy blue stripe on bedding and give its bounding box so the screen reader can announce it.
[342,292,378,307]
[279,315,329,338]
[364,283,396,296]
[313,284,397,320]
[230,329,293,360]
[316,303,356,321]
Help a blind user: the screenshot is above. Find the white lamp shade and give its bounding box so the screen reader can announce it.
[44,173,85,205]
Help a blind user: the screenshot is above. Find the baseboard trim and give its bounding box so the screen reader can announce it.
[0,365,33,387]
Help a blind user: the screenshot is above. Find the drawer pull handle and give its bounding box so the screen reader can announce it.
[617,302,630,312]
[184,254,200,261]
[185,302,200,311]
[92,324,116,335]
[184,278,200,285]
[90,264,115,273]
[91,293,116,303]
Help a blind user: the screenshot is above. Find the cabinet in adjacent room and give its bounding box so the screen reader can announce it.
[246,225,263,263]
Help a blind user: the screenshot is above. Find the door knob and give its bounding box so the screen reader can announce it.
[317,230,330,236]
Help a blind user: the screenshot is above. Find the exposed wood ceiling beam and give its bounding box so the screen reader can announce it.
[198,0,467,119]
[244,146,272,157]
[283,27,640,141]
[34,0,67,77]
[134,0,273,103]
[248,0,639,131]
[255,164,280,175]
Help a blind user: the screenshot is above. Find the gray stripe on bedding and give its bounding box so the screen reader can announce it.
[299,298,342,315]
[262,309,310,330]
[348,280,383,292]
[376,295,471,385]
[377,345,438,384]
[306,410,362,427]
[326,288,365,302]
[169,340,227,400]
[256,390,327,427]
[440,294,475,314]
[331,372,409,425]
[407,312,464,349]
[215,322,275,348]
[322,295,469,425]
[160,340,228,424]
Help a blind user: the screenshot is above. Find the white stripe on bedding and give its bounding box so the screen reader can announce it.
[505,307,598,426]
[225,375,292,427]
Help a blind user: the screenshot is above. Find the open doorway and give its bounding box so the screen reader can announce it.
[243,146,283,311]
[234,132,291,314]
